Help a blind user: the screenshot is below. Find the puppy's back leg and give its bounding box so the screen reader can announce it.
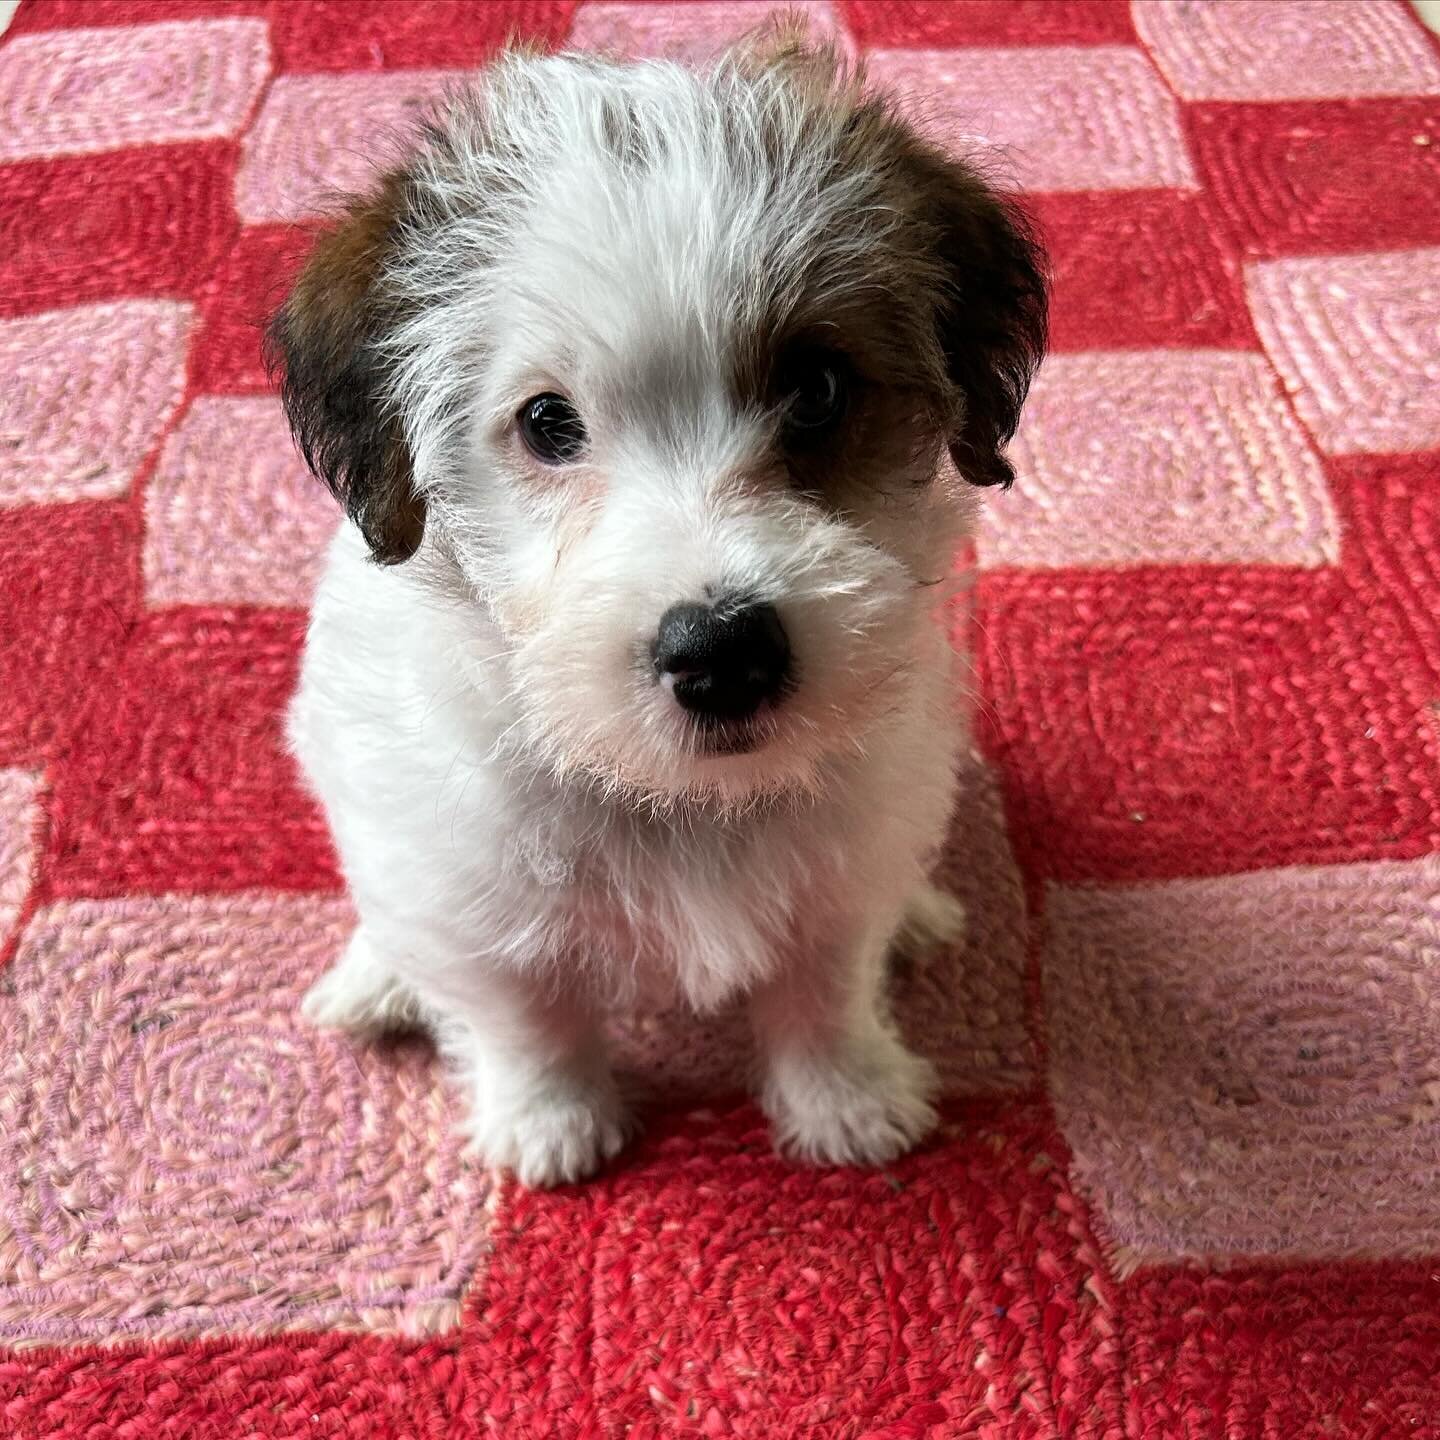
[303,926,426,1035]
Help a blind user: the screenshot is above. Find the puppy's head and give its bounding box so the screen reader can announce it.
[269,32,1047,811]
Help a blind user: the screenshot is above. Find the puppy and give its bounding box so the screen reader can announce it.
[269,30,1046,1187]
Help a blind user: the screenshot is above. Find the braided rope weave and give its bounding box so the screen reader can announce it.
[1,1,1438,1434]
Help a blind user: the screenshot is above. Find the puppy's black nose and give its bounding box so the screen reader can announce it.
[653,599,790,721]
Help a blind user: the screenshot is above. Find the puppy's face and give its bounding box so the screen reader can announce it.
[271,38,1046,810]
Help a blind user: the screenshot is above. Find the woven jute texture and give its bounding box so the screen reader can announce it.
[2,1,1440,1435]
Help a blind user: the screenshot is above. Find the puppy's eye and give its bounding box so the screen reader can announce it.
[779,354,847,437]
[518,393,587,464]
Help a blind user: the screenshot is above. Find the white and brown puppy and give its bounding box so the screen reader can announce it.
[269,32,1046,1187]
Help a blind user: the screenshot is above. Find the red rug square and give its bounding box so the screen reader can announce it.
[1031,190,1256,352]
[1188,98,1440,259]
[188,224,310,394]
[1120,1262,1440,1439]
[974,566,1440,882]
[0,500,140,768]
[467,1102,1125,1440]
[842,0,1137,49]
[0,142,238,318]
[43,608,339,897]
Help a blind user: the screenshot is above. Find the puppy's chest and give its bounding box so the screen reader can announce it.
[502,812,817,1007]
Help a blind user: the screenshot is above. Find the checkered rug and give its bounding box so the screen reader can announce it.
[2,1,1439,1435]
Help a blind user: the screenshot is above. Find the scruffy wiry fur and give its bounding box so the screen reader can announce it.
[271,31,1046,1186]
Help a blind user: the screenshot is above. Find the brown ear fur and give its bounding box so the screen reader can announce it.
[924,155,1048,489]
[266,170,426,564]
[749,27,1049,488]
[866,121,1048,489]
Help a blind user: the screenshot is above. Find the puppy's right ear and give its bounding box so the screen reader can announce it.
[266,170,426,565]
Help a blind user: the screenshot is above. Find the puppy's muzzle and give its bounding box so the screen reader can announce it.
[652,597,790,726]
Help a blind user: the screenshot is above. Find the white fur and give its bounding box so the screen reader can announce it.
[289,47,983,1185]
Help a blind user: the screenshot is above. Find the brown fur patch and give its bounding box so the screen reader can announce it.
[266,169,427,564]
[729,33,1048,496]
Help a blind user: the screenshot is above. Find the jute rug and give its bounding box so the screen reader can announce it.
[2,1,1439,1434]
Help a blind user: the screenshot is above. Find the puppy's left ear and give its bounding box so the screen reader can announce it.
[909,146,1049,489]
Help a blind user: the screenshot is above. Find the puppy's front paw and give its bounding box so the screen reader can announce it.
[468,1079,633,1188]
[764,1032,939,1168]
[302,931,423,1036]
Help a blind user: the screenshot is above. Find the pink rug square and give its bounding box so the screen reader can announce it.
[145,396,338,608]
[0,301,192,509]
[1134,0,1440,101]
[0,893,492,1346]
[1046,855,1440,1268]
[0,19,269,162]
[866,44,1195,192]
[0,770,42,940]
[1247,248,1440,456]
[236,70,470,223]
[979,350,1337,569]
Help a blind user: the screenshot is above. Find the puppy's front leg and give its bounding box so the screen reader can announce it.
[751,909,939,1167]
[424,965,630,1188]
